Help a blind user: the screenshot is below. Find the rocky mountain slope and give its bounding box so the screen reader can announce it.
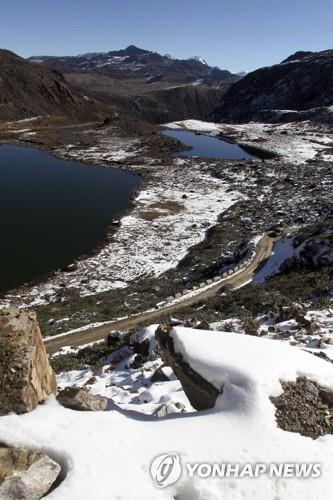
[30,45,240,123]
[30,45,239,85]
[211,50,333,123]
[109,83,225,123]
[0,50,104,121]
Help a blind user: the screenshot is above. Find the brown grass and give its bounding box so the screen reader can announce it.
[139,200,184,221]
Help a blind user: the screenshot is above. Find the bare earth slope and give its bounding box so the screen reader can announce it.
[0,49,105,121]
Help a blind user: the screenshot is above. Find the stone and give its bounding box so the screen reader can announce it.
[153,401,185,417]
[151,366,170,383]
[153,404,169,417]
[303,380,319,397]
[195,321,210,331]
[271,377,333,439]
[0,308,57,416]
[0,448,60,500]
[132,338,150,358]
[319,388,333,406]
[129,354,145,369]
[56,387,107,411]
[155,324,220,410]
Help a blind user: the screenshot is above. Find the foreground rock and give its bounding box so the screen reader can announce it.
[271,377,333,439]
[0,448,60,500]
[0,309,57,416]
[57,387,107,411]
[155,324,220,410]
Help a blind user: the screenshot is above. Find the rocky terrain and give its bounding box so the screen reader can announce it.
[211,50,333,123]
[0,308,56,415]
[31,45,239,85]
[1,43,333,499]
[29,45,240,123]
[0,448,61,500]
[0,50,106,121]
[1,110,332,343]
[1,312,332,499]
[110,83,226,124]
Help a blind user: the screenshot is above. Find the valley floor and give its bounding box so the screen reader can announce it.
[0,116,331,353]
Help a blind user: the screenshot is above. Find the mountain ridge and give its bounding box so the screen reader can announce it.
[29,45,240,123]
[211,49,333,123]
[0,49,106,121]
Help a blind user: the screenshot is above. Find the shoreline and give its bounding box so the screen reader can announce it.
[0,138,144,297]
[0,118,241,306]
[1,116,332,310]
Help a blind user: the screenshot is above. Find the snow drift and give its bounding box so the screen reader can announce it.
[0,327,332,499]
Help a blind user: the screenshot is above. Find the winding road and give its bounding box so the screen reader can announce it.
[45,233,275,353]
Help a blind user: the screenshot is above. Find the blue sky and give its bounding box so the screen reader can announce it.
[1,0,332,72]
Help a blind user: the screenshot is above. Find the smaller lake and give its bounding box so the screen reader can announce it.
[0,145,139,293]
[161,129,256,160]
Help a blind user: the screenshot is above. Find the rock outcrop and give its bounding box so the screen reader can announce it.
[211,50,333,123]
[0,309,57,416]
[271,377,333,439]
[0,448,60,500]
[57,387,107,411]
[155,324,220,410]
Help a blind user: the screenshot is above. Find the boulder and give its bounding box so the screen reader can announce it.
[155,324,220,410]
[0,448,60,500]
[151,365,170,383]
[153,402,186,417]
[0,308,57,416]
[129,354,145,369]
[132,338,150,357]
[57,387,107,411]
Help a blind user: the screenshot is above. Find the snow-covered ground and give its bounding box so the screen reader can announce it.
[166,119,333,164]
[1,326,333,499]
[212,307,333,361]
[57,325,193,416]
[52,306,333,420]
[253,235,297,283]
[2,158,240,306]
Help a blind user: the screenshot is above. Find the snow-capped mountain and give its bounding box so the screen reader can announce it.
[29,45,238,84]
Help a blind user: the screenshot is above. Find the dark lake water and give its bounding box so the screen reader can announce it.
[161,129,256,160]
[0,145,139,293]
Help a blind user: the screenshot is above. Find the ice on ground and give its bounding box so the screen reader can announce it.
[1,327,333,499]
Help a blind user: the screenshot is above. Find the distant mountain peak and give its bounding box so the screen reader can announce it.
[124,45,149,55]
[281,51,314,64]
[189,56,208,65]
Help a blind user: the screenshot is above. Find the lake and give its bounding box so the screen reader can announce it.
[161,129,256,160]
[0,145,139,293]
